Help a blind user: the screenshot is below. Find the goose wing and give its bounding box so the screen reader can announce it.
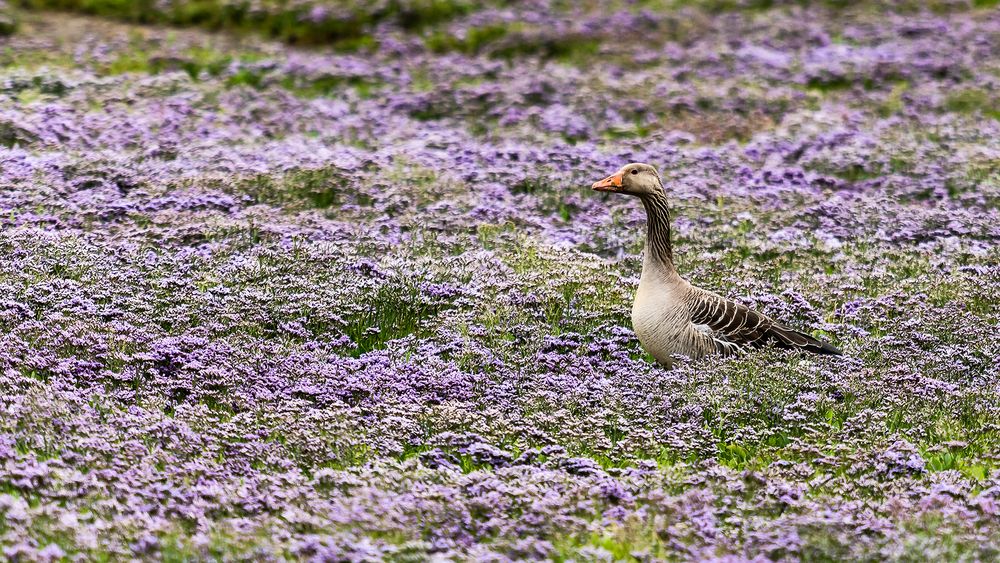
[687,287,841,355]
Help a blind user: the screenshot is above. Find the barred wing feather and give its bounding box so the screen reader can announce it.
[688,289,842,355]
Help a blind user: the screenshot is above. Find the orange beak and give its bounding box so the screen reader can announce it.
[592,172,624,192]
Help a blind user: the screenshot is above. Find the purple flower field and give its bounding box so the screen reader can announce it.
[1,0,999,560]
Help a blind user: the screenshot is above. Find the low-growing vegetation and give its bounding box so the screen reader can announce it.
[0,0,998,560]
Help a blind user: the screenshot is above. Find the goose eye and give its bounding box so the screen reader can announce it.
[630,169,639,175]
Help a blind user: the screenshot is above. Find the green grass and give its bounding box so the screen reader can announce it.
[664,0,998,12]
[229,167,351,209]
[341,282,450,356]
[0,7,17,36]
[14,0,475,47]
[425,23,510,54]
[945,89,1000,121]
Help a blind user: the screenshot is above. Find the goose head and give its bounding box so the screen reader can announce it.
[591,162,662,197]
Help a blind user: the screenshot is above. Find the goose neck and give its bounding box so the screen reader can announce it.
[639,192,675,271]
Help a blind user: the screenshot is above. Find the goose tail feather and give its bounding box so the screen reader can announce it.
[771,324,842,355]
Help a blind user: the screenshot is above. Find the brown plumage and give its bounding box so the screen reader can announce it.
[593,162,841,368]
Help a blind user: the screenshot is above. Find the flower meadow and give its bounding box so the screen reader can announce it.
[1,0,999,560]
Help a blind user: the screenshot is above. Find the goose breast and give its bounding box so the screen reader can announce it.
[631,272,705,366]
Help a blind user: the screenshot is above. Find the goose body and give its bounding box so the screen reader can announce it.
[593,163,841,367]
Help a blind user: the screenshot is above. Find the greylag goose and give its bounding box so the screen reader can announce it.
[593,162,841,367]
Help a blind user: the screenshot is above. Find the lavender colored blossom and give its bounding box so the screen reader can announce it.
[0,0,998,560]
